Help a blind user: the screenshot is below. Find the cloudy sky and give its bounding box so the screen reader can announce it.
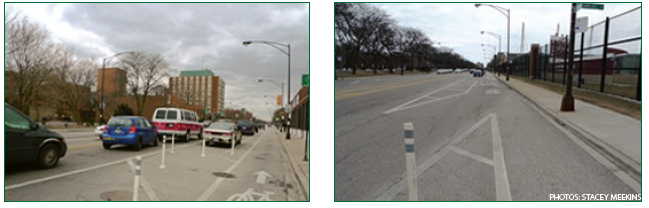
[6,2,309,121]
[371,3,641,64]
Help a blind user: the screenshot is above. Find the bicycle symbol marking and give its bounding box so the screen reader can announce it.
[227,188,274,201]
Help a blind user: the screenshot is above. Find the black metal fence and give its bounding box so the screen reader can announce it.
[510,6,641,101]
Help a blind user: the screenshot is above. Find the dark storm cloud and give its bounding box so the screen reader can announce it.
[54,2,308,119]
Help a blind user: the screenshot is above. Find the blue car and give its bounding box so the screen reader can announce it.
[101,116,158,150]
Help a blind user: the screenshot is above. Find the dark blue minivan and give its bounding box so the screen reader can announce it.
[101,116,158,150]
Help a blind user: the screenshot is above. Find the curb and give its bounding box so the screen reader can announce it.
[277,131,310,200]
[495,75,641,183]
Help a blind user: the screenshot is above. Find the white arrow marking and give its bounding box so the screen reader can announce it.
[254,171,273,184]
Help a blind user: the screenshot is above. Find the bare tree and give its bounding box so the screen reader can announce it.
[51,46,99,124]
[4,13,57,115]
[120,52,172,115]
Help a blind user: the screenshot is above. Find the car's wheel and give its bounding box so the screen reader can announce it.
[134,138,142,151]
[36,144,60,169]
[185,131,190,142]
[152,137,158,146]
[102,143,112,149]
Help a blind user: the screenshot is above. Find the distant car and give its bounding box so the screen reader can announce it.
[5,103,68,169]
[101,116,158,150]
[237,121,256,135]
[95,125,106,139]
[255,122,266,130]
[473,69,484,77]
[436,69,453,75]
[203,122,242,146]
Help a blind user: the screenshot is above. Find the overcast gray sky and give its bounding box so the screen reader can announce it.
[371,3,640,64]
[6,2,309,121]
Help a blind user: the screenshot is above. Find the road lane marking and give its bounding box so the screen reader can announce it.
[5,143,194,191]
[68,143,102,150]
[449,147,494,166]
[375,114,492,201]
[490,114,512,201]
[196,130,268,201]
[383,80,475,114]
[127,159,160,201]
[335,76,451,101]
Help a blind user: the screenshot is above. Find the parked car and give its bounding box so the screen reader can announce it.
[101,116,158,150]
[237,120,257,135]
[203,122,242,146]
[95,125,106,139]
[152,107,203,142]
[436,69,453,75]
[5,103,68,169]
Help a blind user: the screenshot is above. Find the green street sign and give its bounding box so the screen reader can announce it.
[302,74,309,86]
[580,3,604,10]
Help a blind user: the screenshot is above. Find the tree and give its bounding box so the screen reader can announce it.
[114,103,134,116]
[119,51,172,116]
[4,13,58,115]
[51,50,98,124]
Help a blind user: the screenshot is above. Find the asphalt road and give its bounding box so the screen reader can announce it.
[5,128,306,201]
[335,72,638,201]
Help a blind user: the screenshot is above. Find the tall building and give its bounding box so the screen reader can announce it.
[169,69,225,118]
[97,67,127,120]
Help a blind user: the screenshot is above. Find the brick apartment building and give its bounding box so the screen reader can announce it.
[168,69,226,118]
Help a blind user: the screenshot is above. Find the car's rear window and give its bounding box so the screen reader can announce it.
[107,118,133,126]
[209,123,233,131]
[167,111,178,120]
[155,110,167,119]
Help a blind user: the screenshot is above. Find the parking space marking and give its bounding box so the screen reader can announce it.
[196,130,268,201]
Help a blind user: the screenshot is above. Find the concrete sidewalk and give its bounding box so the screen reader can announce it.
[276,128,310,200]
[494,74,641,181]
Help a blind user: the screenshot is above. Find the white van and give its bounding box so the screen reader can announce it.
[151,107,203,141]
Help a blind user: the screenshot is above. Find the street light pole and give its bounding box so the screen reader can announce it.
[481,31,502,54]
[476,3,510,81]
[243,40,291,139]
[259,79,284,108]
[561,3,577,111]
[99,51,134,124]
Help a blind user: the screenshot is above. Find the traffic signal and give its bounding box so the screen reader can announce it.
[277,95,282,106]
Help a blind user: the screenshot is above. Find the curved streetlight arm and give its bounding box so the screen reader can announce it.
[243,40,289,55]
[475,3,510,18]
[481,31,501,40]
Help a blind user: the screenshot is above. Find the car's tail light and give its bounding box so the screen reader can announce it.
[103,126,107,132]
[175,123,181,129]
[223,132,232,136]
[129,126,136,134]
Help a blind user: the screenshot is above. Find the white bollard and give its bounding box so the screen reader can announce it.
[171,133,175,154]
[133,155,142,201]
[202,134,206,157]
[403,122,418,201]
[160,136,166,169]
[230,135,235,155]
